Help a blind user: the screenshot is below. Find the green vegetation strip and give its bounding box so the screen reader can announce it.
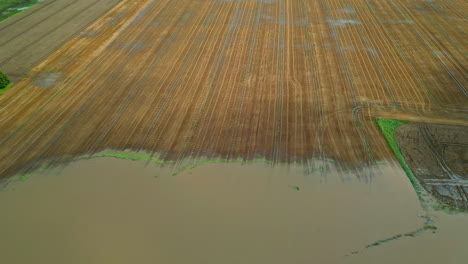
[375,118,428,203]
[375,119,420,188]
[347,214,437,256]
[0,83,13,96]
[0,0,43,23]
[365,223,436,249]
[4,153,308,183]
[375,118,464,214]
[172,157,303,176]
[87,153,175,164]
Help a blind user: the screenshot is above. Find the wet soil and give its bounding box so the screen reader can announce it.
[396,123,468,210]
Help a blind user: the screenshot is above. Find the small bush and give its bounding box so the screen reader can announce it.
[0,71,10,89]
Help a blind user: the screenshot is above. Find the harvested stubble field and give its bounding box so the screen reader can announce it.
[0,0,467,179]
[0,0,123,82]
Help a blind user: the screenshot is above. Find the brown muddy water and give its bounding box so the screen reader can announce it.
[0,156,467,263]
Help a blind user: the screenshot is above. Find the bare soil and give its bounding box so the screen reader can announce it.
[396,123,468,210]
[0,0,467,179]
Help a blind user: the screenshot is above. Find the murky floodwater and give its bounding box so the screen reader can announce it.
[0,156,467,263]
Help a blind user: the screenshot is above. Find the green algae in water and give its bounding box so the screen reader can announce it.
[290,186,300,191]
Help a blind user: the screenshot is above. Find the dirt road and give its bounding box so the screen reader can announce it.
[0,0,466,179]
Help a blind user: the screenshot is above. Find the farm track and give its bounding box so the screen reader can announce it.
[0,0,467,179]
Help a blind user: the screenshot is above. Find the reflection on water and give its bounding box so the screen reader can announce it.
[0,156,467,263]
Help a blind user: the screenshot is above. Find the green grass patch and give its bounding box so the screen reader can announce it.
[0,0,42,23]
[290,185,300,191]
[375,119,414,179]
[0,83,13,96]
[375,118,425,199]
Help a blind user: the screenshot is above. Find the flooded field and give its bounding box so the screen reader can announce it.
[0,0,466,262]
[1,156,467,263]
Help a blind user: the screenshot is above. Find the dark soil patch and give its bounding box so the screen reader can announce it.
[396,123,468,211]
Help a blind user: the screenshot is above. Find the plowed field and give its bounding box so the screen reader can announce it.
[0,0,467,179]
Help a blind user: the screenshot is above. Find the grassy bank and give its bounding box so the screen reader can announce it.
[0,83,13,95]
[374,118,420,190]
[375,118,428,202]
[0,0,43,23]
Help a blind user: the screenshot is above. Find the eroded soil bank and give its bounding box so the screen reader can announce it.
[1,156,467,263]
